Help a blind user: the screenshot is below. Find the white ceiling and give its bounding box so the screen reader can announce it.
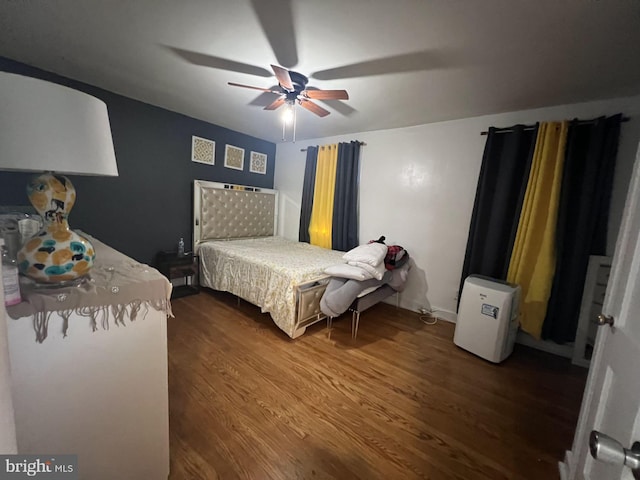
[1,1,639,144]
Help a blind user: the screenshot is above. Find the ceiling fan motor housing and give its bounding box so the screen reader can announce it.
[285,71,309,93]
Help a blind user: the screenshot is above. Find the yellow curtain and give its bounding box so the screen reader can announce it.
[309,144,338,248]
[507,122,568,339]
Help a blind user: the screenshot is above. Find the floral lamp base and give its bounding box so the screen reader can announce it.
[19,230,95,285]
[16,172,96,285]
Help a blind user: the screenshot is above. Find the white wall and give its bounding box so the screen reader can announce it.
[275,95,640,321]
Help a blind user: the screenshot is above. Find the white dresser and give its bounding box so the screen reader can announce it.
[5,237,171,479]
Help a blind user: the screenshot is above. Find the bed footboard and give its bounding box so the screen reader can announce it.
[295,279,330,333]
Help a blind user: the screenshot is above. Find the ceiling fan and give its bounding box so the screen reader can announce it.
[228,64,349,118]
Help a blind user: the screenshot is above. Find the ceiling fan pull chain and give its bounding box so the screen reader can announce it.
[293,105,297,143]
[282,115,286,142]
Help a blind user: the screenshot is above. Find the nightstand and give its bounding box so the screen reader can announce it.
[155,251,200,299]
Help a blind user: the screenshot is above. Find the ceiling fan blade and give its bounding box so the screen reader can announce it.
[271,65,294,91]
[264,97,286,111]
[302,89,349,100]
[248,86,284,107]
[228,82,281,94]
[320,99,358,117]
[302,87,357,116]
[299,99,330,117]
[249,0,298,68]
[165,46,272,77]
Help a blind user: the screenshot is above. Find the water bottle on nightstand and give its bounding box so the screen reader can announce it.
[178,237,185,257]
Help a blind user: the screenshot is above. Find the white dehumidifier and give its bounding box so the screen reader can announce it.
[453,275,521,363]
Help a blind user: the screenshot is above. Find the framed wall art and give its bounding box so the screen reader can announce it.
[250,151,267,174]
[224,144,245,171]
[191,135,215,165]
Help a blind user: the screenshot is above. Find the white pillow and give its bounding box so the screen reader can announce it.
[342,242,387,266]
[348,260,386,280]
[324,264,373,281]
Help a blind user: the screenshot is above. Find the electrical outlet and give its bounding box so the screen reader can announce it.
[418,307,430,315]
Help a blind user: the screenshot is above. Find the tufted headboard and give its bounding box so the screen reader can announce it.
[193,180,278,251]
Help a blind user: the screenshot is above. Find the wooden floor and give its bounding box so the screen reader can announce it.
[167,290,588,480]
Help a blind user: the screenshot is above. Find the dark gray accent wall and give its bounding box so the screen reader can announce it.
[0,57,276,265]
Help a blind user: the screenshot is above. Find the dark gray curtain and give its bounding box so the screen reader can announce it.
[298,146,318,243]
[458,125,538,298]
[542,114,622,343]
[332,141,361,251]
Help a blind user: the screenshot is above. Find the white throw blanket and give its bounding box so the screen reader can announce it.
[325,242,387,280]
[342,242,387,266]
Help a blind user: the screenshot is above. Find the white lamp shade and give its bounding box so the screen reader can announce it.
[0,72,118,176]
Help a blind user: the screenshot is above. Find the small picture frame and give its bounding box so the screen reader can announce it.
[191,136,215,165]
[250,151,268,175]
[224,144,245,171]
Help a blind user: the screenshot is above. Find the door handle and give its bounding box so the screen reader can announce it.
[597,314,614,327]
[589,430,640,478]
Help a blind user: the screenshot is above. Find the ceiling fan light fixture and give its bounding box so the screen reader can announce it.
[281,101,297,143]
[281,101,295,124]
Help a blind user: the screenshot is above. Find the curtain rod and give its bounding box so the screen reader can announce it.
[300,141,366,152]
[480,116,630,136]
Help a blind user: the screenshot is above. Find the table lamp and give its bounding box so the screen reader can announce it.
[0,72,119,286]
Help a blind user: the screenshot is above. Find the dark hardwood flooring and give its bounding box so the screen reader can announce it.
[167,289,588,480]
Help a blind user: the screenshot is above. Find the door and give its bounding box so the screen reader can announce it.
[565,141,640,479]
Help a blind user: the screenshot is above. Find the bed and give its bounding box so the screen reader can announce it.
[193,180,345,338]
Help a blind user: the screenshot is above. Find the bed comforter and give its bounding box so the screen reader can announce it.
[198,236,345,336]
